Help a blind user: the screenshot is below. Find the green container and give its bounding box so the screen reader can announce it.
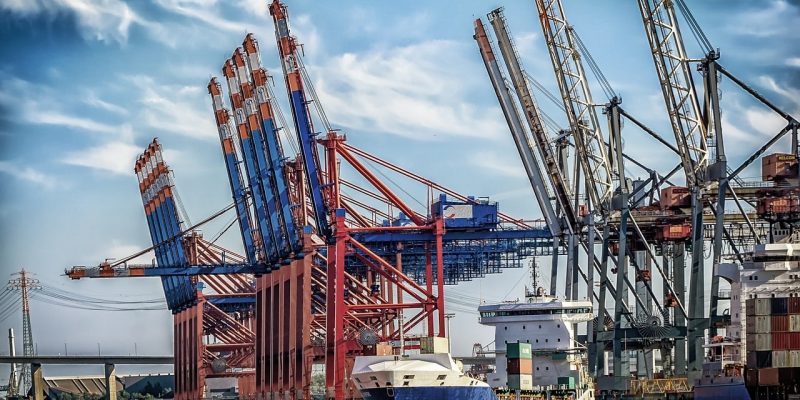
[507,374,533,390]
[558,376,576,389]
[506,342,532,359]
[552,352,567,360]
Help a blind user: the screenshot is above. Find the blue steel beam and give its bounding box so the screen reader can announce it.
[350,228,551,243]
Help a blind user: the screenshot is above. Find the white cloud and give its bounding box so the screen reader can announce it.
[0,160,59,189]
[727,0,800,39]
[61,137,142,175]
[787,58,800,68]
[95,240,156,265]
[311,40,506,141]
[0,78,118,134]
[154,0,246,33]
[471,151,526,178]
[0,0,167,45]
[758,75,800,110]
[125,75,217,141]
[85,91,129,116]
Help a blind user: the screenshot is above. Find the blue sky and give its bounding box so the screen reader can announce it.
[0,0,798,380]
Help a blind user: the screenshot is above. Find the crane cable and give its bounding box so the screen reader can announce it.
[571,30,617,101]
[674,0,714,55]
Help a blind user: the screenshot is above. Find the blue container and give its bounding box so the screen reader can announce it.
[431,194,498,230]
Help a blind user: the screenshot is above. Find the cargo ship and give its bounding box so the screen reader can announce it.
[351,351,497,400]
[478,267,594,399]
[737,242,800,399]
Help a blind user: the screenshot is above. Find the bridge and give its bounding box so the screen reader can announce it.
[1,355,174,400]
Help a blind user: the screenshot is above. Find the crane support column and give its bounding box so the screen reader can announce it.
[704,57,727,337]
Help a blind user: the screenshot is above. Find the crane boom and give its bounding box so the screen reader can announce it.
[208,78,259,264]
[269,0,331,241]
[533,0,614,214]
[473,18,562,237]
[484,10,579,233]
[223,57,282,265]
[243,34,304,256]
[637,0,708,186]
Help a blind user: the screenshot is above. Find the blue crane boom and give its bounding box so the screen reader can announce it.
[208,78,259,264]
[243,33,303,256]
[135,140,196,310]
[223,58,281,265]
[232,48,291,263]
[269,0,331,241]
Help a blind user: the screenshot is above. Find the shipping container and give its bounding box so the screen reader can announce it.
[759,367,780,386]
[791,315,800,332]
[791,298,800,314]
[791,333,800,350]
[757,298,772,315]
[790,350,800,367]
[773,332,789,350]
[758,333,774,350]
[762,152,799,181]
[746,298,756,316]
[660,186,690,209]
[756,351,773,368]
[774,350,789,367]
[657,224,691,241]
[419,337,449,354]
[375,343,393,356]
[557,376,576,389]
[506,358,533,375]
[758,196,800,216]
[773,297,790,315]
[507,374,533,391]
[506,342,532,359]
[773,315,789,332]
[755,315,773,333]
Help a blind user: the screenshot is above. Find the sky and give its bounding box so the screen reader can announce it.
[0,0,799,382]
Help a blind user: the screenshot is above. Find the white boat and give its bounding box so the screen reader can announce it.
[351,352,497,400]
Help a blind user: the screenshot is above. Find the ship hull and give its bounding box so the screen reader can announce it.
[694,380,750,400]
[360,386,497,400]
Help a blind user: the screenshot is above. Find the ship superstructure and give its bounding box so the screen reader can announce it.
[478,266,594,399]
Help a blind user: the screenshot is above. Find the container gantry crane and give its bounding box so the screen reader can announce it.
[67,3,556,398]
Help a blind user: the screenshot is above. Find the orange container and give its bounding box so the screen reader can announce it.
[658,224,691,241]
[506,358,533,375]
[773,332,791,350]
[773,315,790,332]
[757,196,799,215]
[762,153,798,181]
[759,367,780,386]
[660,186,690,209]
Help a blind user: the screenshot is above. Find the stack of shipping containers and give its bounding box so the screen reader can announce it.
[506,342,533,391]
[746,297,800,397]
